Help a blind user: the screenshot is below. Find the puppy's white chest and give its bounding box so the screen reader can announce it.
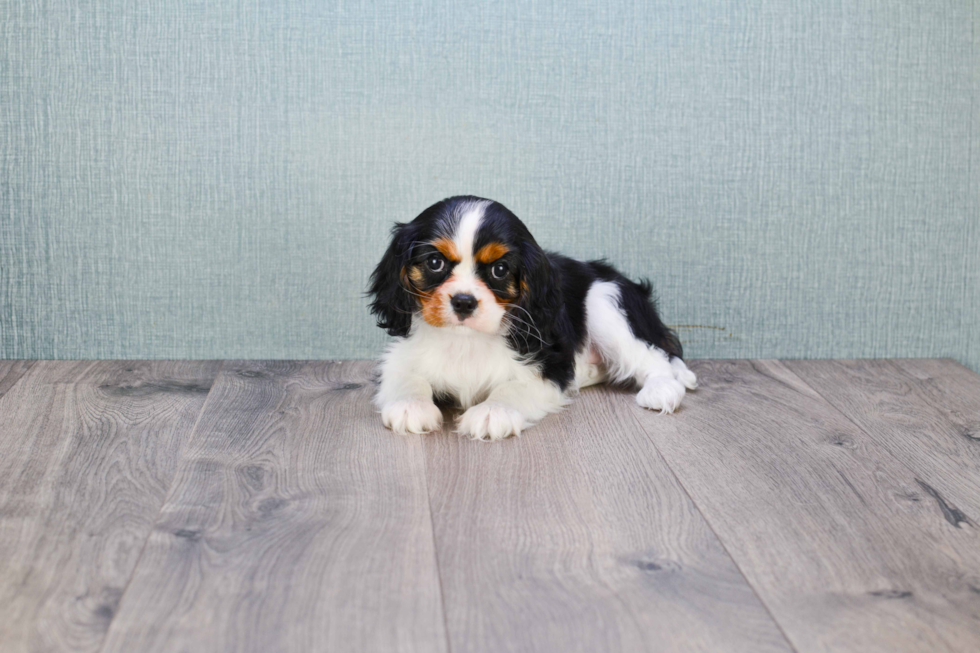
[408,322,526,408]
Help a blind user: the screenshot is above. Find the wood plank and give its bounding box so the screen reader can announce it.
[628,360,980,653]
[0,360,220,653]
[0,360,35,398]
[99,361,448,653]
[424,387,793,652]
[785,359,980,518]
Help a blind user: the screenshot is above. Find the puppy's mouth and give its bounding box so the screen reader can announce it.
[447,312,477,327]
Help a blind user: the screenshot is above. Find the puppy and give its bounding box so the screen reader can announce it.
[368,195,696,441]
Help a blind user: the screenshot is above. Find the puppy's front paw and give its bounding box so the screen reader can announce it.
[636,376,686,414]
[457,402,525,441]
[381,399,443,435]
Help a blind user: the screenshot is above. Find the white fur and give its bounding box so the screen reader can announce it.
[381,399,443,434]
[636,377,687,413]
[454,203,484,264]
[457,402,527,440]
[573,345,606,388]
[671,356,698,390]
[377,257,697,438]
[376,320,567,440]
[582,281,696,413]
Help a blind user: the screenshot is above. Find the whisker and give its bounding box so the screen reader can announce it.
[501,316,533,351]
[506,318,549,351]
[502,313,551,348]
[504,306,547,341]
[400,287,431,301]
[507,315,543,338]
[387,305,417,315]
[506,304,539,325]
[401,240,430,253]
[505,316,546,345]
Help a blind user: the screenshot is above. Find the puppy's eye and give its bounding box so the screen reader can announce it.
[491,261,509,279]
[426,255,445,273]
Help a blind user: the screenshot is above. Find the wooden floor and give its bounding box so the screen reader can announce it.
[1,360,980,652]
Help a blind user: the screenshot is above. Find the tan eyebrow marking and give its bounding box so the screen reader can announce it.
[475,242,509,264]
[432,237,461,262]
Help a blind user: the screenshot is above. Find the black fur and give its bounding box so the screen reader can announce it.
[367,221,419,337]
[512,254,683,390]
[474,202,574,387]
[367,196,683,391]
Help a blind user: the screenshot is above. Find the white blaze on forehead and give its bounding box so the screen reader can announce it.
[438,199,504,334]
[452,201,487,273]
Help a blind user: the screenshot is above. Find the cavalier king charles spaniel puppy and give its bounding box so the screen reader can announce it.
[369,195,697,441]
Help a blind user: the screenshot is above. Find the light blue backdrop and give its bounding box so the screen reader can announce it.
[1,1,978,368]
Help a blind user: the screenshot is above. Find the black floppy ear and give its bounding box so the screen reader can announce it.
[368,222,418,337]
[511,240,562,355]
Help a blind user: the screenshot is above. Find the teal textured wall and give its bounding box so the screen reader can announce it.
[1,1,978,368]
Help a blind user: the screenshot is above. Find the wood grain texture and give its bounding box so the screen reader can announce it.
[785,359,980,519]
[628,360,980,653]
[0,360,35,398]
[99,361,448,653]
[0,360,220,653]
[423,387,793,653]
[5,358,980,652]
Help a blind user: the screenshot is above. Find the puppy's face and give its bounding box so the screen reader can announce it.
[406,206,523,334]
[370,197,546,339]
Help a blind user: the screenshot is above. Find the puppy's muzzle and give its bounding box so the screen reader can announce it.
[450,293,478,319]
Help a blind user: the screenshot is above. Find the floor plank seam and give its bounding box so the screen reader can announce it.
[622,399,803,653]
[783,362,979,526]
[420,432,455,653]
[0,360,37,400]
[94,360,227,653]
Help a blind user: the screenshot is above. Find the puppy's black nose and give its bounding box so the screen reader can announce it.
[450,293,478,318]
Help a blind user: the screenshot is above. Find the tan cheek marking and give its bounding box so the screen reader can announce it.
[403,265,447,327]
[407,266,425,286]
[475,242,509,264]
[491,280,519,305]
[512,278,529,304]
[433,237,461,263]
[420,292,447,327]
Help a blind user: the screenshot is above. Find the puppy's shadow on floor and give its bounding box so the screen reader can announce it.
[435,396,462,433]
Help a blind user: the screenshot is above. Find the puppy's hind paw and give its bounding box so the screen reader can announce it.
[636,376,686,414]
[670,357,698,390]
[381,399,443,435]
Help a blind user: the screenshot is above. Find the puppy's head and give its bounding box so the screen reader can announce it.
[369,196,559,348]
